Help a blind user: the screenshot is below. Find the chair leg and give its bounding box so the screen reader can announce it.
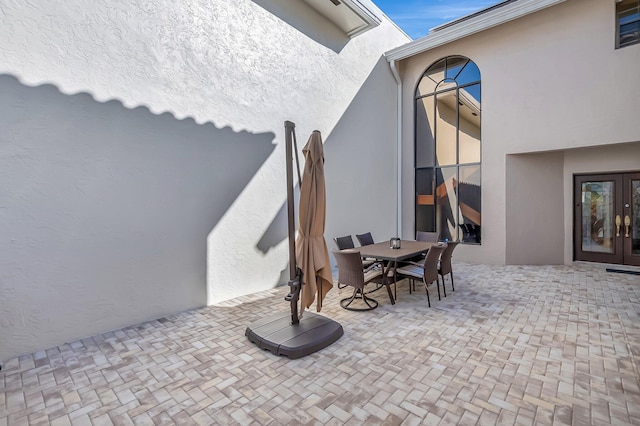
[423,280,431,307]
[363,262,385,295]
[340,288,378,311]
[362,291,378,310]
[450,272,455,292]
[441,273,447,297]
[435,278,441,301]
[364,282,383,294]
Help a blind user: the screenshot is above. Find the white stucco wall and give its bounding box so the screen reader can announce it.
[397,0,640,265]
[0,0,409,362]
[325,56,401,248]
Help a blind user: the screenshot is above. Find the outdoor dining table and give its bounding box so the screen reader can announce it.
[357,240,437,305]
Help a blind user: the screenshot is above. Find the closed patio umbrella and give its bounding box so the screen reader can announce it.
[296,130,333,312]
[245,122,342,359]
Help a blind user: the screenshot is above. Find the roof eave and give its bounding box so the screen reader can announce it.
[384,0,567,62]
[303,0,381,38]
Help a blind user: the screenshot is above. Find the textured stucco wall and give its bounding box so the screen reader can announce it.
[505,152,565,265]
[0,0,409,362]
[324,56,401,248]
[398,0,640,265]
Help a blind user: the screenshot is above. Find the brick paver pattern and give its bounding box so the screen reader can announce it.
[1,262,639,425]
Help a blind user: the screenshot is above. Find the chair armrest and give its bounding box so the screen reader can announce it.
[364,262,381,273]
[400,260,424,267]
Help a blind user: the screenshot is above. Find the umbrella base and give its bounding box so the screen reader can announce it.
[246,311,343,359]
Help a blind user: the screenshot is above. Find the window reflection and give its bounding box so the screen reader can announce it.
[416,169,435,233]
[462,83,481,103]
[414,56,481,243]
[437,80,457,93]
[444,56,468,80]
[435,91,457,166]
[459,84,481,164]
[435,167,458,241]
[416,97,435,168]
[427,58,446,84]
[632,180,640,254]
[455,60,481,86]
[459,166,481,243]
[417,78,436,98]
[617,0,640,48]
[581,182,615,253]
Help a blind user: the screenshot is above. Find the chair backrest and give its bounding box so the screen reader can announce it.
[470,224,481,243]
[416,231,439,242]
[439,242,459,275]
[460,224,480,243]
[333,250,365,290]
[334,235,355,250]
[422,243,446,284]
[355,232,375,246]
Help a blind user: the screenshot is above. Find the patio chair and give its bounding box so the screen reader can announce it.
[355,232,391,292]
[355,232,375,246]
[333,235,375,289]
[460,224,480,243]
[333,235,355,250]
[333,250,381,311]
[438,242,459,296]
[396,243,446,307]
[416,231,439,242]
[352,232,381,267]
[409,231,439,262]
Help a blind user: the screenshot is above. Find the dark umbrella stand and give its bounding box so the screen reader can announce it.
[245,121,343,359]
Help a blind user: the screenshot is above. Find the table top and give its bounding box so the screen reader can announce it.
[356,240,437,261]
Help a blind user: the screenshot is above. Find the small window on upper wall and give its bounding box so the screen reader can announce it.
[617,0,640,48]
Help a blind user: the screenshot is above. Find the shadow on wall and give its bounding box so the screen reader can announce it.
[323,55,398,261]
[0,74,275,359]
[255,149,301,287]
[250,0,349,53]
[256,184,299,255]
[256,55,398,278]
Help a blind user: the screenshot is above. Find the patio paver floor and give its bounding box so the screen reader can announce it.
[1,262,640,425]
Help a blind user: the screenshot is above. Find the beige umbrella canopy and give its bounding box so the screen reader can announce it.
[296,130,333,312]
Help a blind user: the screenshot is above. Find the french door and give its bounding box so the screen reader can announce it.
[574,173,640,266]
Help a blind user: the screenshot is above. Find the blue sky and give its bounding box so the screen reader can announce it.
[373,0,500,39]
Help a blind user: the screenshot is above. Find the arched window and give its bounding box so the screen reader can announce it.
[415,56,481,243]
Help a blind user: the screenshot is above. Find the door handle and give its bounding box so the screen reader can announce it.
[625,215,631,238]
[616,215,621,237]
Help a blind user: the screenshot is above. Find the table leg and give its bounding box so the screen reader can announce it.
[390,261,401,301]
[381,261,396,305]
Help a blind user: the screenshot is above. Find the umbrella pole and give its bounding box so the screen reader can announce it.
[244,121,343,359]
[284,120,301,325]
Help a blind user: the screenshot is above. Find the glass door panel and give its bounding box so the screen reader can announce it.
[581,181,615,253]
[623,173,640,266]
[631,179,640,254]
[574,174,623,264]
